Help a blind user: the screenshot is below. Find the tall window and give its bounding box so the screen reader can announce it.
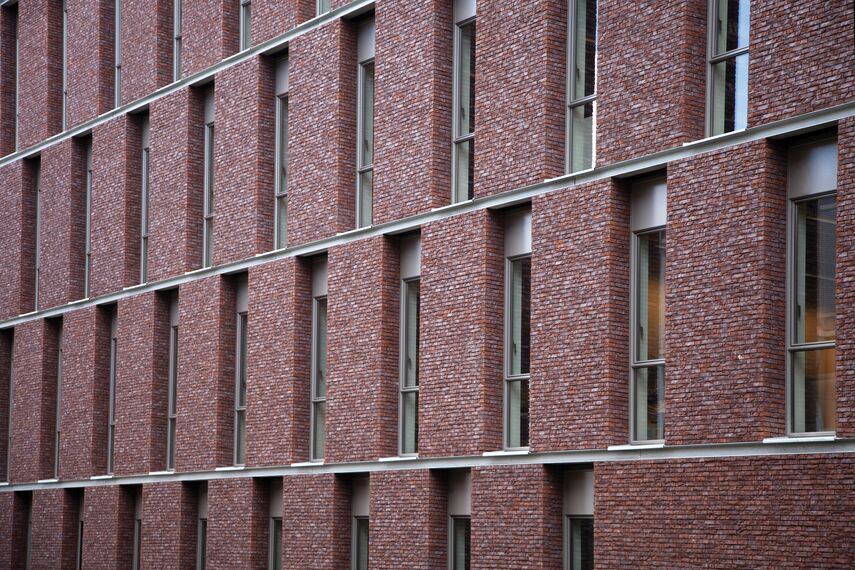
[563,470,594,570]
[173,0,182,81]
[131,486,142,570]
[567,0,597,172]
[3,330,12,483]
[448,469,471,570]
[504,209,531,450]
[274,58,288,250]
[61,0,68,129]
[202,87,215,268]
[140,112,150,283]
[196,484,207,570]
[630,177,667,442]
[32,157,42,311]
[239,0,251,51]
[83,137,93,297]
[74,490,84,570]
[450,517,470,570]
[452,0,476,204]
[166,290,179,470]
[310,257,328,462]
[115,0,122,107]
[11,4,19,149]
[788,136,837,434]
[234,275,248,466]
[399,235,421,456]
[351,477,369,570]
[268,482,282,570]
[52,318,64,479]
[106,305,118,474]
[355,18,375,228]
[707,0,749,136]
[317,0,330,16]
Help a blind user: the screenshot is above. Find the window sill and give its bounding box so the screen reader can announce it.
[122,283,146,291]
[148,470,174,476]
[762,435,836,444]
[483,449,530,457]
[36,478,59,483]
[607,442,665,451]
[290,461,323,468]
[378,455,418,462]
[682,128,746,148]
[214,465,245,472]
[0,482,9,486]
[90,474,113,480]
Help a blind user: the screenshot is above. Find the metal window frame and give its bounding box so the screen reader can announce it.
[131,517,141,570]
[13,3,19,150]
[398,277,420,456]
[166,321,179,471]
[196,517,207,570]
[565,0,597,174]
[563,514,593,570]
[785,190,837,437]
[268,516,282,570]
[234,310,248,466]
[54,322,63,479]
[83,140,93,297]
[75,516,83,570]
[503,254,531,451]
[451,17,475,204]
[4,331,12,482]
[33,159,41,312]
[239,0,252,51]
[140,136,150,283]
[274,94,288,249]
[202,121,215,268]
[310,295,328,462]
[355,58,375,228]
[705,0,750,137]
[106,307,118,474]
[61,0,68,130]
[629,225,666,445]
[317,0,330,16]
[351,515,369,570]
[447,515,470,570]
[115,0,122,107]
[173,0,182,81]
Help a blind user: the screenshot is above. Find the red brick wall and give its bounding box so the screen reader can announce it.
[0,330,12,481]
[370,470,447,569]
[0,6,18,156]
[252,0,314,45]
[91,114,142,297]
[596,0,706,165]
[149,88,204,280]
[474,0,566,197]
[326,237,399,462]
[749,0,854,127]
[66,0,114,128]
[596,455,855,566]
[38,139,87,309]
[837,117,855,437]
[530,179,630,451]
[115,292,171,475]
[83,485,135,569]
[207,478,269,568]
[246,257,312,465]
[213,56,275,265]
[471,464,563,569]
[30,488,79,569]
[0,493,16,569]
[666,140,787,444]
[372,0,452,224]
[59,307,110,480]
[176,276,236,470]
[142,482,199,570]
[0,160,37,318]
[282,474,351,569]
[122,0,174,103]
[287,19,357,246]
[181,0,239,77]
[420,209,504,456]
[17,0,63,148]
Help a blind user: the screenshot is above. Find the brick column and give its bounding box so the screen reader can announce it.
[66,0,114,128]
[17,0,62,148]
[0,160,37,319]
[282,474,350,569]
[29,489,79,569]
[836,116,855,437]
[252,0,314,45]
[83,485,136,569]
[142,482,199,570]
[122,0,174,103]
[181,0,239,77]
[207,478,269,568]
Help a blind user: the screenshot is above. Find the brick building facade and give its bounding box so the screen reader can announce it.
[0,0,853,568]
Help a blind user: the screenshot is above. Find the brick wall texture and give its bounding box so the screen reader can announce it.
[0,0,852,567]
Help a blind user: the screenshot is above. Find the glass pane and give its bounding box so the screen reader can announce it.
[132,520,141,570]
[710,53,748,135]
[715,0,750,54]
[270,518,282,570]
[507,379,529,448]
[204,124,215,214]
[238,313,247,406]
[509,257,531,376]
[401,390,418,454]
[314,299,327,397]
[360,62,374,168]
[240,3,251,50]
[355,517,369,570]
[794,195,836,344]
[569,517,594,570]
[635,230,665,362]
[276,195,287,249]
[317,0,329,15]
[167,418,176,469]
[454,139,474,203]
[198,519,207,570]
[451,517,470,570]
[277,97,288,193]
[312,401,325,460]
[168,327,178,415]
[633,365,665,441]
[792,348,836,433]
[235,409,245,464]
[569,101,594,172]
[358,169,373,228]
[204,218,214,267]
[403,280,420,388]
[456,22,475,137]
[572,0,597,100]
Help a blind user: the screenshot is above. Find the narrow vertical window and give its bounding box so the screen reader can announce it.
[310,257,328,462]
[33,157,42,312]
[202,87,215,268]
[233,275,248,466]
[268,482,283,570]
[196,484,207,570]
[239,0,251,51]
[61,0,68,129]
[566,0,597,172]
[447,469,471,570]
[166,290,179,470]
[11,4,19,149]
[563,470,594,570]
[788,136,837,434]
[106,305,118,474]
[83,137,93,297]
[317,0,330,16]
[707,0,749,136]
[74,491,84,570]
[3,330,12,483]
[52,318,64,479]
[22,491,33,570]
[140,112,150,283]
[351,477,369,570]
[173,0,182,81]
[450,517,471,570]
[131,487,142,570]
[504,209,531,449]
[399,235,421,456]
[630,177,667,442]
[115,0,122,107]
[452,0,476,204]
[355,18,375,228]
[274,58,288,250]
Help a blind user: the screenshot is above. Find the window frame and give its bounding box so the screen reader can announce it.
[705,0,750,137]
[140,115,150,283]
[61,0,68,130]
[565,0,598,174]
[34,159,41,312]
[398,276,420,456]
[4,332,13,483]
[106,307,118,474]
[451,16,476,204]
[274,93,288,249]
[355,58,375,228]
[268,516,282,570]
[166,317,179,470]
[83,139,93,297]
[173,0,182,81]
[447,515,471,570]
[503,253,531,451]
[239,0,251,51]
[233,309,248,465]
[202,120,215,268]
[351,515,369,570]
[563,514,594,570]
[317,0,330,16]
[310,295,328,462]
[54,322,63,479]
[114,0,122,108]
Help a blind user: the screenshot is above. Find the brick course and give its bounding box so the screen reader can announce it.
[837,116,855,437]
